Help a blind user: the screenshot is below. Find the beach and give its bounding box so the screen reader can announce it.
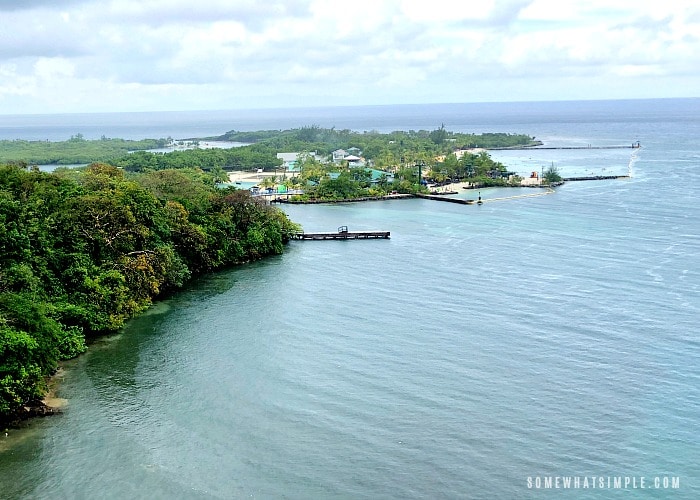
[227,170,284,184]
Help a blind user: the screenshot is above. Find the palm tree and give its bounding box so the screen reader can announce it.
[260,175,277,190]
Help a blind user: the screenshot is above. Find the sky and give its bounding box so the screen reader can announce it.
[1,0,699,114]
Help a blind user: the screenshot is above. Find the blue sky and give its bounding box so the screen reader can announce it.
[0,0,698,114]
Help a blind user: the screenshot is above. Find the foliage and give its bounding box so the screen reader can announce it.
[111,126,536,176]
[0,162,299,422]
[215,126,537,161]
[0,137,170,165]
[543,165,563,184]
[113,147,282,173]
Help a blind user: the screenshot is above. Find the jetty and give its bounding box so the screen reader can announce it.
[415,194,475,205]
[562,175,629,181]
[292,226,390,240]
[488,142,641,151]
[270,194,412,204]
[417,188,556,204]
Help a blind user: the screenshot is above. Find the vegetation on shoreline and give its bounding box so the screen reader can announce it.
[0,135,171,165]
[0,162,300,424]
[212,125,538,160]
[111,126,536,199]
[0,125,538,422]
[0,126,537,173]
[543,165,563,183]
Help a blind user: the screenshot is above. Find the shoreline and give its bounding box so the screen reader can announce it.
[273,194,413,204]
[1,367,67,430]
[227,170,282,184]
[42,367,69,411]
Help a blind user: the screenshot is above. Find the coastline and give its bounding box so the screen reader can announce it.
[227,170,280,184]
[274,194,413,204]
[1,367,67,430]
[42,367,69,412]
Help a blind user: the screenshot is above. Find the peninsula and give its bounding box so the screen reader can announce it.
[0,125,552,424]
[0,162,300,426]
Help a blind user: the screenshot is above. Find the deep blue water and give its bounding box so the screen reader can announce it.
[0,99,698,498]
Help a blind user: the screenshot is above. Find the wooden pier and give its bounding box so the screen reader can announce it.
[292,226,390,240]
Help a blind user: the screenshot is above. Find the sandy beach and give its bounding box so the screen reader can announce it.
[428,181,480,192]
[228,170,284,184]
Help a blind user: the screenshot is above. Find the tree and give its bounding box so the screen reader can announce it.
[0,161,300,422]
[429,123,448,145]
[543,165,562,184]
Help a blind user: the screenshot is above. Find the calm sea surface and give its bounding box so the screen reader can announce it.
[1,99,698,498]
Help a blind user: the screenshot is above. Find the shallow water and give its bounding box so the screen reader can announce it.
[1,100,698,498]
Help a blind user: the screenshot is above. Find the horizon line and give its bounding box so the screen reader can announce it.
[1,96,698,119]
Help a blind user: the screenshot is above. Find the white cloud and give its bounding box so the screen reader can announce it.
[34,57,75,79]
[0,0,698,114]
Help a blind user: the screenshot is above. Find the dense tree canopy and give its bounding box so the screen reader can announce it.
[0,163,300,422]
[0,136,171,165]
[214,126,537,166]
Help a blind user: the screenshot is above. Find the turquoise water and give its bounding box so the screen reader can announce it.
[1,100,698,498]
[489,146,636,178]
[219,180,258,191]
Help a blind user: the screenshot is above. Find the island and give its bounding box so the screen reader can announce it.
[1,125,554,424]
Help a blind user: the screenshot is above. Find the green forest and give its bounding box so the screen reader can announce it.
[0,135,170,165]
[0,126,537,172]
[110,126,537,200]
[212,125,538,159]
[0,125,538,423]
[0,163,300,424]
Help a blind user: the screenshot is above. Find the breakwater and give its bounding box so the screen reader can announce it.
[271,194,412,204]
[417,189,555,204]
[563,175,630,181]
[415,194,475,205]
[489,143,641,151]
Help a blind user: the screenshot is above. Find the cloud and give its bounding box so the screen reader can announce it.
[99,0,312,30]
[0,0,698,114]
[0,0,84,10]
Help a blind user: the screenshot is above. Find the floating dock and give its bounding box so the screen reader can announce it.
[292,226,390,240]
[293,231,390,240]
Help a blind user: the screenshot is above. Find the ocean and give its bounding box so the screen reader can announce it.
[0,99,698,499]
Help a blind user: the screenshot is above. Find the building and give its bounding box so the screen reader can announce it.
[331,149,348,163]
[276,152,324,172]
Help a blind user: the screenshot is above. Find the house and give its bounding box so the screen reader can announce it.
[369,169,394,184]
[345,155,364,167]
[276,151,324,172]
[332,149,348,163]
[332,148,365,167]
[277,152,301,171]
